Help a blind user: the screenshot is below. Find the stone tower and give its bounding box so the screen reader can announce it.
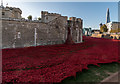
[0,0,4,8]
[41,11,48,22]
[106,8,110,23]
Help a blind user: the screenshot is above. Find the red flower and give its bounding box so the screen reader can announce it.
[2,36,119,83]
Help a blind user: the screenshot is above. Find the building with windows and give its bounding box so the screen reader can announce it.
[106,22,120,33]
[83,28,92,36]
[100,8,120,33]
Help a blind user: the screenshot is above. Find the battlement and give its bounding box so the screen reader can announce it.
[41,11,48,15]
[69,17,82,22]
[77,18,83,22]
[41,11,67,23]
[69,17,76,21]
[1,6,22,19]
[5,6,22,14]
[41,11,61,16]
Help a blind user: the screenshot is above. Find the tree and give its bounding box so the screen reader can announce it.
[27,15,32,20]
[38,17,41,21]
[100,24,108,32]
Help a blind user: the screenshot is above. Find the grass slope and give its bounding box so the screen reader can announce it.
[60,62,120,83]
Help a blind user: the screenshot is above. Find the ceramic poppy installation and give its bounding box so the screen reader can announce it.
[2,36,120,83]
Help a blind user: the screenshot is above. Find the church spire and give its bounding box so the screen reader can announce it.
[106,8,110,23]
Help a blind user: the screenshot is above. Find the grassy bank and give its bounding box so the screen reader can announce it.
[60,62,120,84]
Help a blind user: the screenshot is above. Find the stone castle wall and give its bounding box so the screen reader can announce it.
[2,16,67,48]
[2,16,83,49]
[68,17,83,43]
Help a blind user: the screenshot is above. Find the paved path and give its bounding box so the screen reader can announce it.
[100,71,120,83]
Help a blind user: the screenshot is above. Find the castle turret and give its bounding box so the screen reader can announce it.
[41,11,62,23]
[0,0,4,8]
[41,11,48,22]
[1,6,22,19]
[69,17,76,21]
[77,18,83,29]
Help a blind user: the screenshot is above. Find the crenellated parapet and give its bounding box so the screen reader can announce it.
[41,11,61,16]
[1,6,22,19]
[69,17,76,21]
[41,11,63,23]
[67,17,83,43]
[68,17,83,29]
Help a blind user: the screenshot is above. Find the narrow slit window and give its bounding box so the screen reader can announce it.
[18,32,21,38]
[2,12,5,15]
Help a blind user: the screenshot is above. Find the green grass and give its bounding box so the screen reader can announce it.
[59,62,120,84]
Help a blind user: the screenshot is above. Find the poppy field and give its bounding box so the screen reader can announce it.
[2,36,120,83]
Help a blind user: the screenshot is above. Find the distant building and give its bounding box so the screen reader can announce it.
[106,22,120,33]
[92,29,101,34]
[94,8,120,39]
[91,29,102,38]
[106,8,110,24]
[100,8,120,33]
[83,28,92,36]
